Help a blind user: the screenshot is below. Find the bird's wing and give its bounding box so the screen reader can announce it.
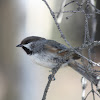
[47,40,67,50]
[44,40,69,56]
[44,40,80,59]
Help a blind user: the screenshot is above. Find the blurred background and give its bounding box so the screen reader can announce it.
[0,0,100,100]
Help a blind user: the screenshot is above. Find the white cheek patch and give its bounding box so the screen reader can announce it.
[23,42,32,50]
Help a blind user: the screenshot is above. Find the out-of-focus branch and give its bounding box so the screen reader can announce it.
[81,77,87,100]
[56,0,66,23]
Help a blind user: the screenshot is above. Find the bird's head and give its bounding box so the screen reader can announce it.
[16,36,45,55]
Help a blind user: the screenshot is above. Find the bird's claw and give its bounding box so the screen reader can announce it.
[48,74,56,81]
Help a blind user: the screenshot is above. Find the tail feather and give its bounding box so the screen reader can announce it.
[68,60,100,93]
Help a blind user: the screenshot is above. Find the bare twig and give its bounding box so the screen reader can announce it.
[84,90,92,100]
[42,64,61,100]
[42,0,71,48]
[91,83,95,100]
[89,2,100,14]
[56,0,66,23]
[84,85,100,100]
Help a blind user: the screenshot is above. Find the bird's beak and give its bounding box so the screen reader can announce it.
[16,44,23,47]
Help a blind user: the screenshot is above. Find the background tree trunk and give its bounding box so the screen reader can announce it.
[95,0,100,41]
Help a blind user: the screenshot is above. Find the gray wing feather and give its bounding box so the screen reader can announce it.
[46,40,68,50]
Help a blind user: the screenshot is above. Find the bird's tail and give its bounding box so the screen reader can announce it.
[68,60,100,93]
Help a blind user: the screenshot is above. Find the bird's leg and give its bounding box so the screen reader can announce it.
[48,68,58,81]
[48,74,55,81]
[48,67,61,81]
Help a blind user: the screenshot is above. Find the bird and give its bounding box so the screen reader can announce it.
[16,36,80,69]
[16,36,100,93]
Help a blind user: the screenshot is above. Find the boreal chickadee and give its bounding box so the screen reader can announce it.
[16,36,80,68]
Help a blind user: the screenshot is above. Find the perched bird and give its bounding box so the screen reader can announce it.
[16,36,100,93]
[16,36,80,69]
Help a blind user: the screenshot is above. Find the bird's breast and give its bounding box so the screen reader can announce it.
[30,52,66,69]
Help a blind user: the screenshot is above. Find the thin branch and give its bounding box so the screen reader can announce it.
[42,0,71,48]
[79,41,100,50]
[56,0,66,23]
[94,91,100,98]
[84,84,100,100]
[84,90,92,100]
[91,83,95,100]
[42,64,61,100]
[89,2,100,14]
[64,0,75,7]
